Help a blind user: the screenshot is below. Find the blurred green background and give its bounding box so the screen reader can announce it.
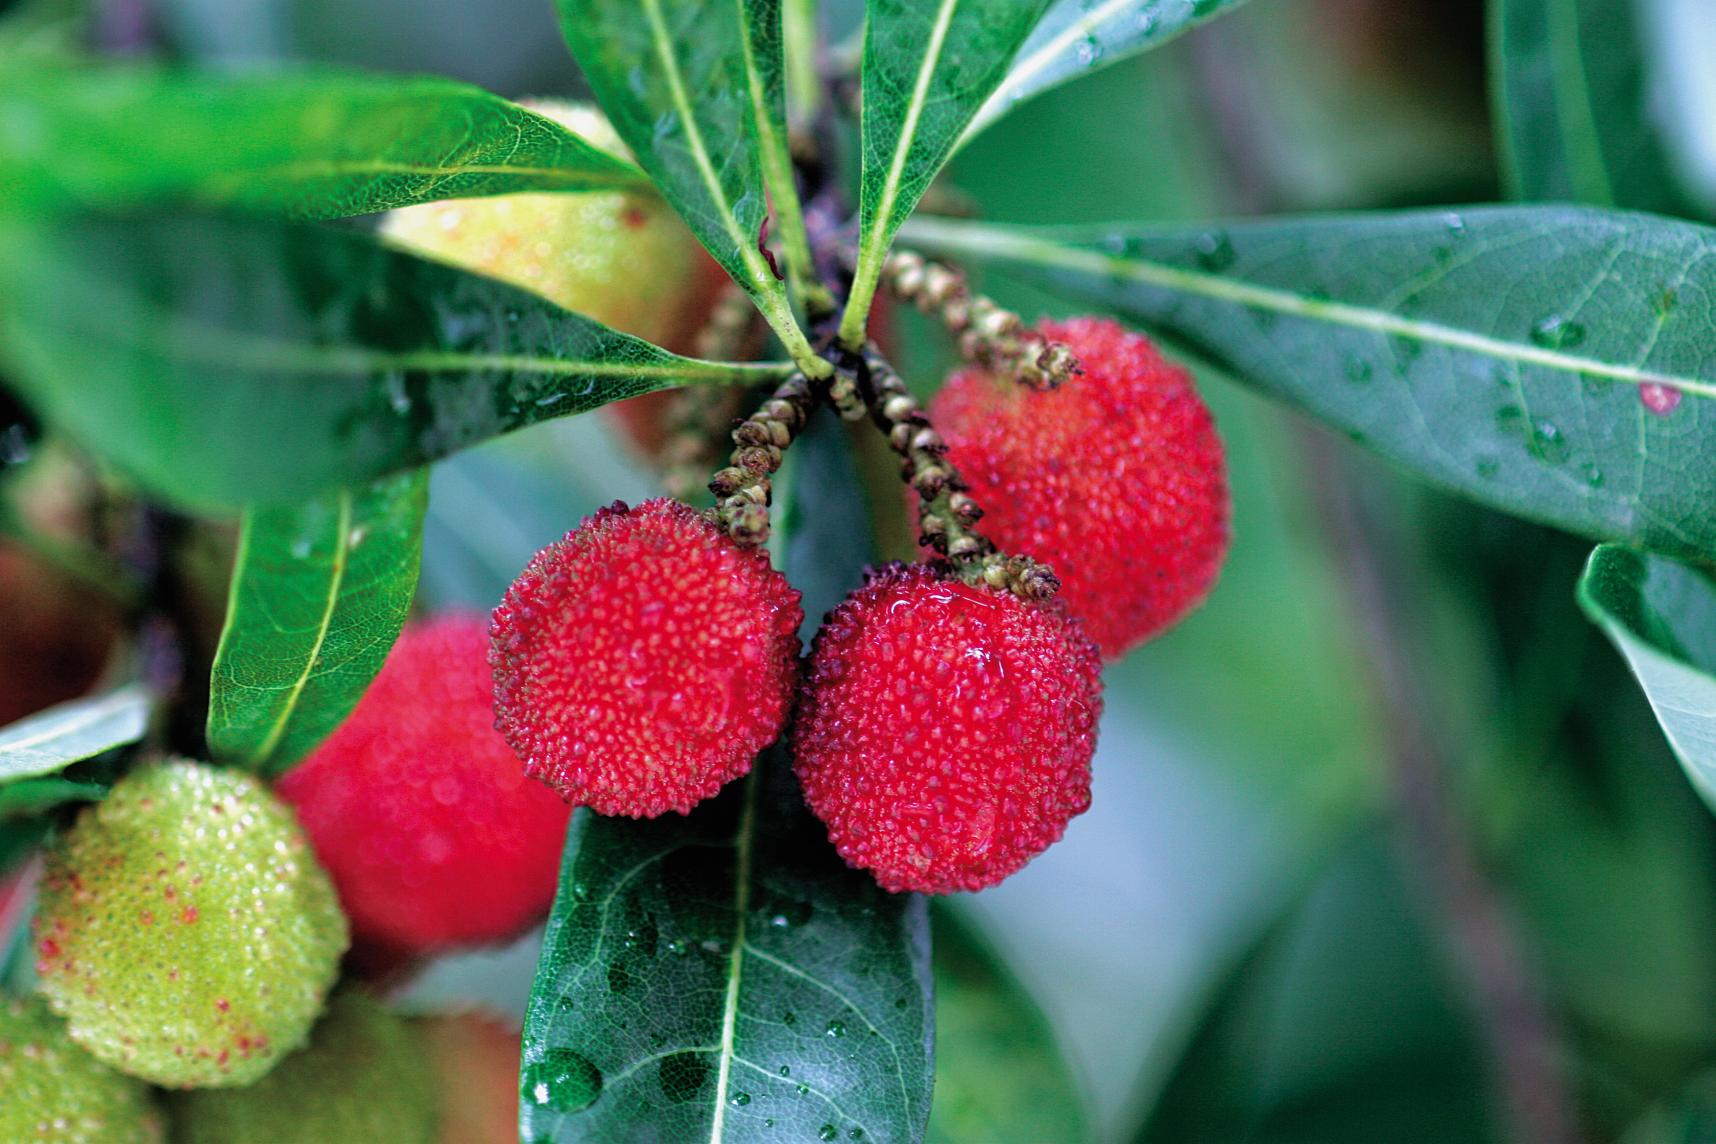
[45,0,1716,1138]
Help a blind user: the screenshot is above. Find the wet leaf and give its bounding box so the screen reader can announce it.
[901,207,1716,562]
[839,0,1054,345]
[207,470,427,777]
[554,0,824,369]
[0,64,646,219]
[961,0,1252,148]
[0,685,148,786]
[0,212,794,512]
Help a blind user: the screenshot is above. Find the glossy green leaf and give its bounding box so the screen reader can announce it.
[838,0,1055,346]
[900,207,1716,562]
[0,64,646,220]
[927,904,1087,1144]
[1577,544,1716,812]
[0,776,107,818]
[519,750,933,1143]
[0,685,149,786]
[554,0,825,372]
[207,470,427,776]
[1492,0,1693,214]
[960,0,1251,148]
[0,212,795,512]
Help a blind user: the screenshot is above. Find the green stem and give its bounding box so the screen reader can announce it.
[783,0,824,129]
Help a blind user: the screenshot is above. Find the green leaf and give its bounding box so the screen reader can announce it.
[1491,0,1693,214]
[838,0,1055,346]
[0,776,107,818]
[1136,834,1495,1143]
[899,207,1716,562]
[1577,544,1716,813]
[960,0,1252,148]
[207,470,427,776]
[519,750,933,1143]
[927,904,1087,1144]
[0,212,795,512]
[554,0,826,373]
[0,64,646,220]
[0,685,149,786]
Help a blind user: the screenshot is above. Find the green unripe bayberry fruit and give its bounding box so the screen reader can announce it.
[170,992,436,1144]
[379,100,719,351]
[33,760,348,1088]
[0,996,165,1143]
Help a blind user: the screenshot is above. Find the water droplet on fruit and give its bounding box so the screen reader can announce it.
[525,1050,602,1112]
[1528,315,1585,349]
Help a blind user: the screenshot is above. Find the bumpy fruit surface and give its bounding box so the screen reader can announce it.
[278,615,570,959]
[793,563,1103,894]
[33,760,347,1087]
[0,997,164,1143]
[414,1012,521,1144]
[170,992,435,1144]
[380,101,714,349]
[930,317,1230,660]
[492,498,802,817]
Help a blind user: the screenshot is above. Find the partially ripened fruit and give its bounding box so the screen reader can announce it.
[793,563,1103,894]
[170,992,435,1144]
[0,996,164,1143]
[930,317,1230,660]
[34,760,347,1087]
[278,615,570,961]
[491,498,802,818]
[414,1012,521,1144]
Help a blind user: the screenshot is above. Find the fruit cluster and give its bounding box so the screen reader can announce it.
[0,103,1229,1138]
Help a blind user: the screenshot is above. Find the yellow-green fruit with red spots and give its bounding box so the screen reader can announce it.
[33,760,348,1088]
[169,992,436,1143]
[0,996,165,1143]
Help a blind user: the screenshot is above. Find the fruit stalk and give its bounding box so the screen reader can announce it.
[883,249,1080,390]
[860,353,1058,601]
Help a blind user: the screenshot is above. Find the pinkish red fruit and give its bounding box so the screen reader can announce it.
[793,563,1103,894]
[277,616,571,961]
[931,317,1230,660]
[491,498,802,818]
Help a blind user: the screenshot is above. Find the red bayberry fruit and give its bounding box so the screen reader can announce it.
[792,563,1103,894]
[491,498,803,818]
[930,317,1230,660]
[277,615,571,960]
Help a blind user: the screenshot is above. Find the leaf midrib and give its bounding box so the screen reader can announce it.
[707,769,758,1143]
[0,686,147,775]
[902,217,1716,399]
[242,491,352,767]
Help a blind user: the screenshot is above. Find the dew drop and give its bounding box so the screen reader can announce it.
[524,1050,602,1113]
[731,1091,751,1107]
[1581,463,1605,488]
[1343,358,1373,384]
[1528,418,1570,464]
[1474,457,1500,480]
[657,1052,711,1103]
[819,1126,839,1142]
[1528,315,1586,350]
[1193,230,1235,272]
[825,1020,847,1038]
[1640,382,1683,416]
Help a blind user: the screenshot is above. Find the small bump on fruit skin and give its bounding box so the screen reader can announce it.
[930,317,1231,660]
[169,992,436,1144]
[277,615,571,961]
[33,760,347,1088]
[0,996,164,1143]
[792,563,1103,894]
[491,498,803,818]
